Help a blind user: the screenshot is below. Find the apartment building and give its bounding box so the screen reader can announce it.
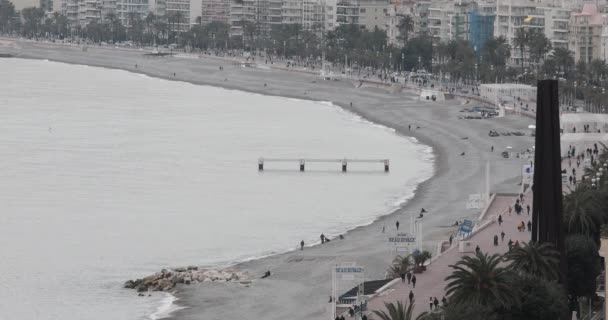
[427,0,476,43]
[166,0,190,30]
[494,0,577,66]
[116,0,149,25]
[569,3,605,63]
[412,0,430,36]
[201,0,230,24]
[334,0,388,30]
[386,0,415,45]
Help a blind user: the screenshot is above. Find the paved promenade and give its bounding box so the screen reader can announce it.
[366,191,532,317]
[367,155,588,318]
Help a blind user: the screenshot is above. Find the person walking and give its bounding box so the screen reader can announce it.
[527,221,532,232]
[442,296,447,306]
[411,275,417,288]
[527,205,530,215]
[501,231,505,242]
[494,235,499,246]
[406,271,412,284]
[491,145,494,152]
[498,215,503,226]
[508,239,513,250]
[508,206,512,215]
[400,273,406,283]
[396,221,400,230]
[429,297,433,310]
[300,240,304,250]
[409,290,414,303]
[475,245,480,254]
[449,235,453,246]
[433,297,439,310]
[320,234,325,244]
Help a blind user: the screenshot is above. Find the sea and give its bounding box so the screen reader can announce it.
[0,59,433,320]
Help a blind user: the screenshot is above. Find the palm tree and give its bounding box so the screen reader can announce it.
[513,28,528,73]
[550,47,574,77]
[505,240,560,281]
[388,255,412,278]
[445,252,519,308]
[373,300,429,320]
[397,14,414,47]
[562,185,604,235]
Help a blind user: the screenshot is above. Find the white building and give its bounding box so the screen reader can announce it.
[166,0,190,31]
[427,0,475,43]
[334,0,389,31]
[116,0,149,25]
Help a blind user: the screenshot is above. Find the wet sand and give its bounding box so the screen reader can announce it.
[2,39,535,320]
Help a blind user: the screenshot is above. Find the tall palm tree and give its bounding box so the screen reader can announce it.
[513,28,528,73]
[505,240,560,281]
[397,14,414,47]
[445,252,519,308]
[373,300,429,320]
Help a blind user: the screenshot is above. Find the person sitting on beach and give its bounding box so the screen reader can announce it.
[261,270,271,279]
[418,213,424,219]
[420,208,427,214]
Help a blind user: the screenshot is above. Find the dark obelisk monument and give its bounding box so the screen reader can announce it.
[531,79,567,289]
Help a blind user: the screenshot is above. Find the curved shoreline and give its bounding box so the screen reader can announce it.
[2,39,534,320]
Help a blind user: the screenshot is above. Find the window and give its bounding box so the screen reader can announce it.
[360,8,365,12]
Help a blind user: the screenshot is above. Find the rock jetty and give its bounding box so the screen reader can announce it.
[124,266,250,293]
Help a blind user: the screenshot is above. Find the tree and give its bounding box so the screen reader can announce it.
[562,185,603,235]
[445,252,519,308]
[505,240,560,281]
[528,30,551,64]
[498,274,569,320]
[397,14,414,47]
[0,0,16,33]
[566,234,601,298]
[388,255,412,278]
[513,28,528,72]
[482,36,511,67]
[550,47,574,77]
[21,6,44,38]
[373,301,428,320]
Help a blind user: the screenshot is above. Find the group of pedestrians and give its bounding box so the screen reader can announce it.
[400,271,417,288]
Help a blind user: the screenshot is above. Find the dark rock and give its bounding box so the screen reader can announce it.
[138,293,145,297]
[136,284,148,292]
[124,280,136,289]
[187,265,198,271]
[174,267,186,272]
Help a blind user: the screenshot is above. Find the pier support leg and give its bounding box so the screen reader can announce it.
[258,158,264,171]
[300,160,305,172]
[342,161,347,172]
[384,160,390,172]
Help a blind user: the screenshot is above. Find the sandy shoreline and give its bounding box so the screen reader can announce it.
[2,39,535,320]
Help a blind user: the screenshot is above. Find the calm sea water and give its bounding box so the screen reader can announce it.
[0,59,433,320]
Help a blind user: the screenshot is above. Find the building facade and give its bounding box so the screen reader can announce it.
[569,4,605,63]
[166,0,190,31]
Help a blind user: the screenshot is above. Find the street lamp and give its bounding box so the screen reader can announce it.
[475,63,478,85]
[401,53,405,73]
[574,81,578,109]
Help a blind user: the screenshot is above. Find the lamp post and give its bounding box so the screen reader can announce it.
[401,52,405,73]
[573,81,578,109]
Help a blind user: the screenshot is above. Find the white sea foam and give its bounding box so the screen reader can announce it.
[150,293,185,320]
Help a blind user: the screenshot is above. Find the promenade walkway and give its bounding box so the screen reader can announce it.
[366,155,587,318]
[366,191,532,317]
